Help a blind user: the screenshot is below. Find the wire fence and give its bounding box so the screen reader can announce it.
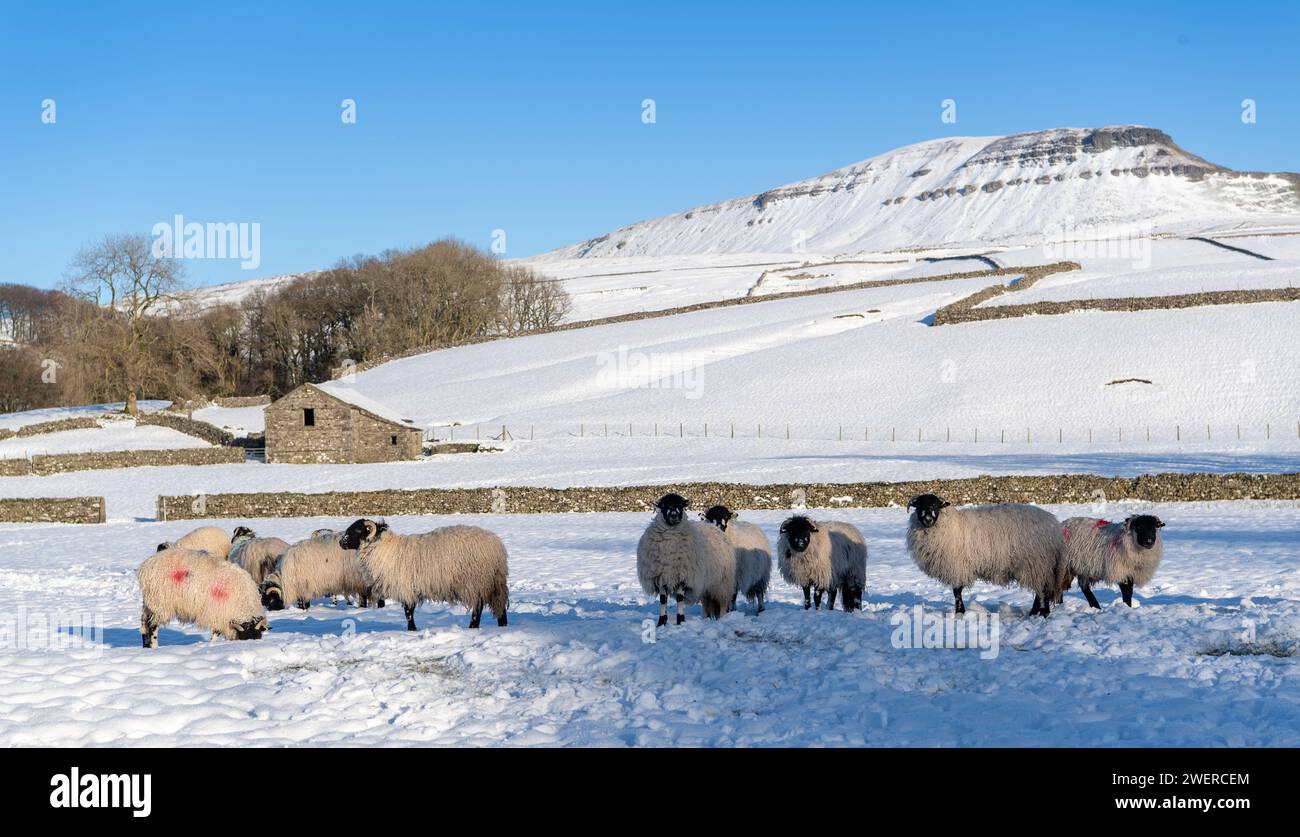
[423,420,1300,446]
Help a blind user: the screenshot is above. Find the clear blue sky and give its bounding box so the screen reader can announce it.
[2,0,1297,289]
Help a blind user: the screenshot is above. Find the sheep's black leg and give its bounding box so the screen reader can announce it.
[497,610,508,627]
[403,603,417,631]
[827,587,838,611]
[813,589,823,611]
[296,599,310,610]
[140,606,158,649]
[675,593,685,625]
[1120,581,1134,607]
[757,593,765,614]
[849,586,863,610]
[802,586,812,610]
[658,594,668,627]
[469,603,483,629]
[1030,595,1041,616]
[1081,582,1101,610]
[953,587,965,615]
[377,598,385,608]
[1038,594,1051,618]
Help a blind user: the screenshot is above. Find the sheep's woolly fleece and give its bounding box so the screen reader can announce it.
[0,503,1297,746]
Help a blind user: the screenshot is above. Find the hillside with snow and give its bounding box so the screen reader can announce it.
[537,126,1300,262]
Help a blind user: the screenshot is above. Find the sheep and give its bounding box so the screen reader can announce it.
[260,530,381,612]
[1060,515,1165,608]
[702,505,772,613]
[776,516,867,611]
[138,546,268,647]
[227,530,290,587]
[339,519,509,631]
[637,493,737,625]
[906,494,1064,617]
[157,525,233,560]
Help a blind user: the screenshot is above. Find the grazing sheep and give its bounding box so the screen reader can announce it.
[339,519,509,631]
[638,493,737,625]
[906,494,1064,617]
[228,530,290,587]
[157,525,233,560]
[702,505,772,613]
[260,530,380,611]
[776,516,867,611]
[1060,515,1165,608]
[138,547,268,647]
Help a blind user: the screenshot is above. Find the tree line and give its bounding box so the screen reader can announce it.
[0,235,570,415]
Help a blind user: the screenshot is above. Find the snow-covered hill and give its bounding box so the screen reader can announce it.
[537,126,1300,260]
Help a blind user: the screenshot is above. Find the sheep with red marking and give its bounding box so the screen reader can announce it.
[1060,515,1165,608]
[138,547,268,647]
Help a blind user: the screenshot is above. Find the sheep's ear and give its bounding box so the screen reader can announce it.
[778,521,789,533]
[940,501,950,508]
[1156,519,1166,528]
[809,522,819,532]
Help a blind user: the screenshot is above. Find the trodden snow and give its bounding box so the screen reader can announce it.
[0,501,1296,746]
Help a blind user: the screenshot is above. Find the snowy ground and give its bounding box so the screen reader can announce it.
[1,500,1296,746]
[0,401,171,432]
[0,424,211,460]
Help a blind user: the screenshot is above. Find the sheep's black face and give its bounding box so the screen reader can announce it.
[1127,515,1165,549]
[780,516,817,553]
[702,505,733,531]
[261,580,285,611]
[655,493,689,527]
[231,526,255,542]
[339,518,378,550]
[232,616,269,640]
[908,494,949,528]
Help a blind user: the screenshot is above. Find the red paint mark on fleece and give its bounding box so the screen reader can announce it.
[1110,537,1123,551]
[1062,526,1071,541]
[1094,519,1111,529]
[170,568,190,584]
[209,583,229,601]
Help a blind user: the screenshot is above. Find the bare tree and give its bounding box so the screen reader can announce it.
[61,234,186,414]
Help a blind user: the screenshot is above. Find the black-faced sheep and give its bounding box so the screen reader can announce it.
[260,530,381,611]
[637,493,737,625]
[1060,515,1165,608]
[138,547,268,647]
[776,515,867,611]
[906,494,1064,617]
[702,505,772,613]
[228,530,290,587]
[340,519,509,631]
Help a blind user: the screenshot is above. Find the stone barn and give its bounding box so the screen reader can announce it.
[264,383,423,464]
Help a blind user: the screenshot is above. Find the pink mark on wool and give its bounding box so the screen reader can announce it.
[1094,519,1111,529]
[170,568,189,584]
[1110,537,1123,551]
[1062,526,1071,541]
[210,583,229,601]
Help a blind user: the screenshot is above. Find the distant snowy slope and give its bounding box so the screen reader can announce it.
[535,126,1300,260]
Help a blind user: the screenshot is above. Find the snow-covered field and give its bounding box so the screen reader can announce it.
[0,401,171,432]
[1,500,1296,746]
[0,424,211,460]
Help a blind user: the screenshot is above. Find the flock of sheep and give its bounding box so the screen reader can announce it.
[135,492,1165,646]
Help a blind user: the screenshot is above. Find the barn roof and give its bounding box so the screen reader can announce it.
[300,382,418,429]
